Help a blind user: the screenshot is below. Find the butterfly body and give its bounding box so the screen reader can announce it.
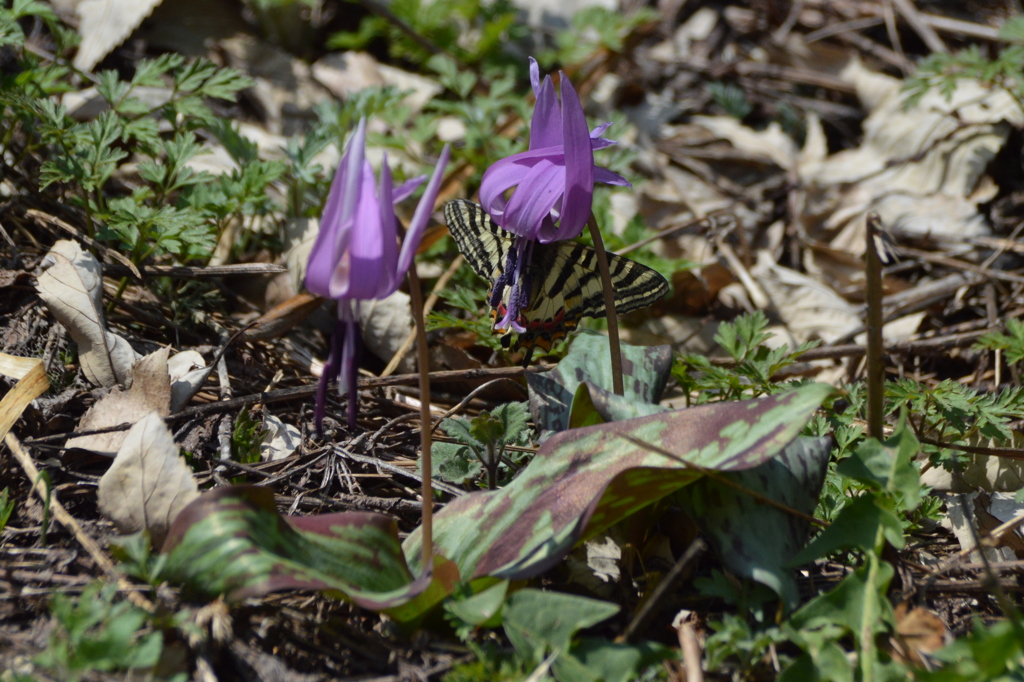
[444,200,669,363]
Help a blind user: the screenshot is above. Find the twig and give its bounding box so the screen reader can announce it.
[678,617,705,682]
[4,432,155,612]
[891,0,948,53]
[103,263,287,279]
[865,213,885,441]
[381,254,464,378]
[587,214,624,396]
[407,266,434,572]
[618,538,706,643]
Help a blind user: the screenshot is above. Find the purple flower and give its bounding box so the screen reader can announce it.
[306,118,450,430]
[477,58,629,333]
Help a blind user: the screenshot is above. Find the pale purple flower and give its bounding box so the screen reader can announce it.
[478,58,629,333]
[306,118,450,430]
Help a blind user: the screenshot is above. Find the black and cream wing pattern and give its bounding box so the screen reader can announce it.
[444,199,669,363]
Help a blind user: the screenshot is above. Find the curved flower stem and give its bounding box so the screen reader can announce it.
[587,214,623,396]
[407,266,434,571]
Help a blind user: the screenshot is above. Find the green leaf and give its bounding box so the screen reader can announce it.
[790,554,896,648]
[445,580,508,629]
[837,422,922,511]
[502,589,619,666]
[557,638,673,682]
[526,331,672,434]
[790,495,905,566]
[675,436,833,610]
[432,441,483,484]
[406,383,835,579]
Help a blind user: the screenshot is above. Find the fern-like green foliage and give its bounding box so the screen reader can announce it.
[975,318,1024,365]
[904,16,1024,111]
[675,311,819,402]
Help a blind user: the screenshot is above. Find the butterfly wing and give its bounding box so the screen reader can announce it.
[443,200,670,363]
[444,199,512,282]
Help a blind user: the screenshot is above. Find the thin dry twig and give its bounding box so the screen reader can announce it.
[4,432,155,612]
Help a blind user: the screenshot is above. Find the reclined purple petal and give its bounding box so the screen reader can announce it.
[502,160,563,240]
[529,58,561,150]
[556,75,594,240]
[395,144,451,289]
[305,118,367,297]
[329,162,381,299]
[392,175,426,204]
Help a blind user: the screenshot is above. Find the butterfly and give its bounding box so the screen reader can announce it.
[444,199,669,364]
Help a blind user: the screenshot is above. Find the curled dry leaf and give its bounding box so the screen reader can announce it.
[98,411,198,547]
[35,240,139,387]
[260,413,301,462]
[167,350,210,412]
[66,347,172,456]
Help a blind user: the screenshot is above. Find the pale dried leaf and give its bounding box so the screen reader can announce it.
[802,59,1023,252]
[360,291,415,374]
[312,52,443,113]
[752,250,860,344]
[35,240,139,387]
[693,116,798,169]
[98,412,198,546]
[66,347,172,455]
[168,350,210,412]
[74,0,165,71]
[260,413,301,462]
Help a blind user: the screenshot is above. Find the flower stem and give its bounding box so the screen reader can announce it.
[407,266,434,572]
[865,212,885,441]
[587,214,624,396]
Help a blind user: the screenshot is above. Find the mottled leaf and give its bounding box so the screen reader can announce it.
[405,383,835,580]
[527,332,672,435]
[675,436,832,610]
[161,486,458,616]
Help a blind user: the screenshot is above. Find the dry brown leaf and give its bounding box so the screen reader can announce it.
[66,347,172,455]
[35,240,139,387]
[890,602,948,667]
[74,0,165,71]
[97,411,198,546]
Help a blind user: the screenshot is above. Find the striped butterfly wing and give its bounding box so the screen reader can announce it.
[444,200,669,362]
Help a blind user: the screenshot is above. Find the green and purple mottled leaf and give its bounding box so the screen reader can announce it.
[675,435,832,610]
[527,332,672,435]
[160,486,457,615]
[404,383,835,579]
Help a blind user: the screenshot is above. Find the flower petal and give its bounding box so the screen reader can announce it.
[502,158,564,240]
[393,175,426,204]
[305,118,366,297]
[555,74,594,240]
[330,161,388,299]
[480,149,559,221]
[529,58,561,151]
[395,144,451,288]
[373,156,401,298]
[594,166,631,187]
